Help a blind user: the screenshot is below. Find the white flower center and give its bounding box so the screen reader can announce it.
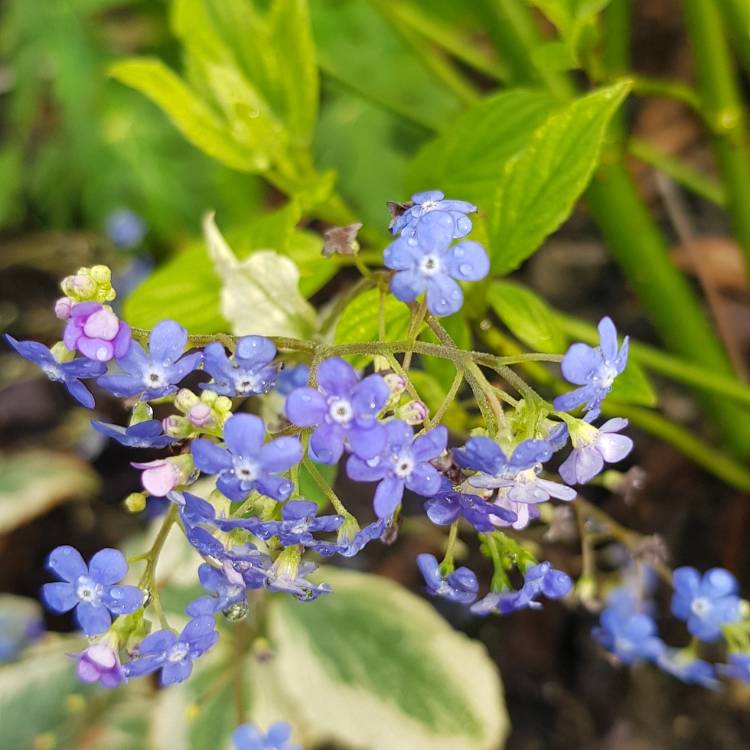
[233,458,260,482]
[76,576,103,604]
[392,452,415,478]
[167,642,189,662]
[143,366,168,388]
[234,371,260,394]
[419,254,443,277]
[42,364,63,382]
[593,362,618,389]
[691,597,712,617]
[328,398,353,425]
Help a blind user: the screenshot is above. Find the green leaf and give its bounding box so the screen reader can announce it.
[109,58,269,173]
[487,282,567,353]
[406,89,560,204]
[0,451,98,533]
[610,359,658,407]
[298,462,337,509]
[269,568,508,750]
[204,212,318,338]
[488,81,631,274]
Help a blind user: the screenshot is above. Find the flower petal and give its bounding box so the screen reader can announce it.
[235,335,276,367]
[384,237,421,271]
[405,462,442,497]
[88,548,127,585]
[561,343,601,385]
[347,423,386,460]
[309,423,345,464]
[390,269,426,303]
[76,601,112,636]
[47,545,87,582]
[445,241,489,281]
[285,387,327,427]
[259,436,303,472]
[224,414,265,456]
[598,317,619,362]
[42,582,78,613]
[192,439,233,474]
[373,476,405,518]
[415,211,454,253]
[149,320,187,364]
[412,425,448,462]
[161,659,193,685]
[346,454,387,482]
[105,585,144,615]
[416,553,442,589]
[317,357,358,397]
[425,274,463,317]
[351,374,389,419]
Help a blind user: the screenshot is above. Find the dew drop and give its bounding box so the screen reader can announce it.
[459,263,472,276]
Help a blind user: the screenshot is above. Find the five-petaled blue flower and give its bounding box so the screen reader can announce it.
[657,648,719,689]
[92,419,175,448]
[558,418,633,485]
[186,562,247,616]
[125,615,218,685]
[202,336,278,397]
[553,317,629,420]
[671,566,741,642]
[232,721,300,750]
[42,546,143,636]
[471,561,572,616]
[347,420,447,518]
[97,320,202,400]
[424,479,516,530]
[592,589,664,664]
[285,357,389,464]
[312,518,388,558]
[5,335,106,408]
[192,413,302,502]
[384,211,489,317]
[255,500,344,547]
[417,553,478,605]
[719,653,750,684]
[390,190,476,239]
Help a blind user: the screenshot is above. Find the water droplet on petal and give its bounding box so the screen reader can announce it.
[459,263,471,276]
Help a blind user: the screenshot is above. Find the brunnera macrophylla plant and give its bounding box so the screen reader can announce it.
[7,193,750,746]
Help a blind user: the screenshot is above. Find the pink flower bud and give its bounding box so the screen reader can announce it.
[131,459,180,497]
[188,403,214,427]
[75,644,124,688]
[54,297,73,320]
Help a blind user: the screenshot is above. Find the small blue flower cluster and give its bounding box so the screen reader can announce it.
[594,567,750,689]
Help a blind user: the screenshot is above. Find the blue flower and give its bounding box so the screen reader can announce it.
[224,546,274,589]
[285,357,389,464]
[275,364,310,396]
[471,562,572,616]
[558,418,633,485]
[0,596,43,663]
[232,721,300,750]
[455,437,575,526]
[553,317,629,419]
[657,649,719,689]
[106,209,146,249]
[417,553,478,605]
[125,616,218,685]
[592,589,664,664]
[255,501,344,547]
[424,479,516,530]
[202,336,278,397]
[5,335,106,408]
[192,414,303,502]
[719,653,750,684]
[186,562,247,616]
[92,419,175,448]
[671,566,741,642]
[347,420,447,518]
[42,546,144,636]
[265,549,331,601]
[384,211,489,317]
[311,518,388,558]
[97,320,202,400]
[390,190,476,239]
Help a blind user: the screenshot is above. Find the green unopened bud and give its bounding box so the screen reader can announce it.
[124,492,147,513]
[397,400,428,425]
[90,265,111,286]
[213,396,232,414]
[49,342,74,363]
[200,389,218,405]
[372,356,391,373]
[61,265,116,303]
[163,414,192,438]
[175,388,200,413]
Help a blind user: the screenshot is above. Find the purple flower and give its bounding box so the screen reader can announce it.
[92,419,175,449]
[232,721,300,750]
[250,500,344,547]
[106,209,146,249]
[671,566,741,642]
[424,479,516,530]
[390,190,476,239]
[192,414,302,502]
[384,211,489,317]
[5,335,106,408]
[97,320,202,400]
[186,562,247,617]
[719,653,750,684]
[75,643,125,688]
[417,553,478,605]
[456,437,575,514]
[553,317,629,419]
[657,649,719,689]
[285,357,389,464]
[42,546,144,636]
[559,418,633,485]
[275,364,310,395]
[125,616,218,685]
[471,562,572,616]
[223,546,274,589]
[592,589,664,664]
[202,336,278,397]
[63,302,131,363]
[347,420,447,518]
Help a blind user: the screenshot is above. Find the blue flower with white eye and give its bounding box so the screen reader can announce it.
[384,211,489,317]
[202,336,278,397]
[471,562,572,616]
[92,419,175,448]
[424,479,516,530]
[559,418,633,485]
[657,649,719,689]
[256,501,344,546]
[124,616,218,686]
[417,554,478,605]
[5,335,106,408]
[232,721,300,750]
[592,588,664,664]
[186,562,247,616]
[455,437,576,520]
[671,566,741,642]
[192,413,302,502]
[347,420,447,519]
[390,190,476,239]
[553,317,629,420]
[41,546,144,636]
[285,357,389,464]
[719,653,750,684]
[97,320,202,400]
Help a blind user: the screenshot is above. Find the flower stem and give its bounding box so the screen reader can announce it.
[302,456,353,519]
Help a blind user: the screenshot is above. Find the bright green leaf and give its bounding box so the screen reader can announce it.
[487,281,567,353]
[488,81,631,274]
[610,359,658,407]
